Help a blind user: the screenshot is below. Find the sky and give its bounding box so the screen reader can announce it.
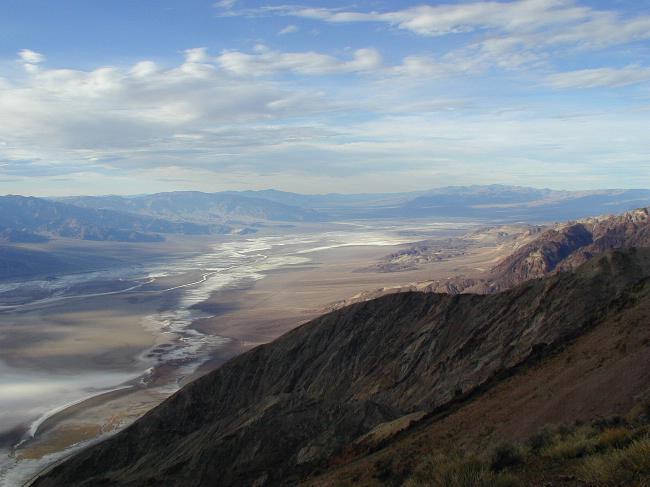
[1,0,650,196]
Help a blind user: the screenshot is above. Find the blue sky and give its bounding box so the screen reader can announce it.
[1,0,650,195]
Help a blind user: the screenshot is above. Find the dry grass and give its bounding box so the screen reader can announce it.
[404,454,520,487]
[540,426,599,459]
[403,408,650,487]
[576,436,650,485]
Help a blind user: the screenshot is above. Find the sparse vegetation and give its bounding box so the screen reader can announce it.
[490,442,525,471]
[404,453,520,487]
[526,426,553,453]
[577,437,650,485]
[403,406,650,487]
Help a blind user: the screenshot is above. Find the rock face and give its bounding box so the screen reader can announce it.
[487,207,650,291]
[395,207,650,296]
[35,248,650,486]
[327,208,650,308]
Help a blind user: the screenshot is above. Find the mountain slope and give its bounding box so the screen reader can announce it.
[308,261,650,486]
[34,248,650,486]
[0,195,217,242]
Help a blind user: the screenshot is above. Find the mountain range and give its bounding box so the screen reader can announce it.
[58,191,323,224]
[1,186,650,244]
[57,185,650,223]
[32,203,650,486]
[229,186,650,221]
[0,195,219,243]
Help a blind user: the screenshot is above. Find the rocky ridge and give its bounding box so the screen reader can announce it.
[332,208,650,308]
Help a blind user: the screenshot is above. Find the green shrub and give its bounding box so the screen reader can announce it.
[490,442,525,471]
[593,416,625,430]
[527,427,554,453]
[596,427,632,450]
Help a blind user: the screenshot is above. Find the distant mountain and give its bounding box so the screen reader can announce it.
[226,189,418,211]
[0,195,218,242]
[367,185,650,221]
[34,248,650,486]
[232,185,650,221]
[410,184,557,206]
[10,186,650,243]
[59,191,324,224]
[55,186,650,224]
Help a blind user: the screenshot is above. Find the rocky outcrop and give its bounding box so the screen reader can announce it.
[34,248,650,486]
[488,207,650,291]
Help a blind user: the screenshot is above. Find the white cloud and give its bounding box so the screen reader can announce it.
[214,0,236,9]
[279,24,299,35]
[286,1,592,37]
[0,49,334,177]
[184,47,210,64]
[547,65,650,88]
[390,55,450,78]
[217,46,382,76]
[544,11,650,49]
[284,0,650,48]
[130,60,158,78]
[18,49,45,64]
[2,41,650,193]
[270,1,650,75]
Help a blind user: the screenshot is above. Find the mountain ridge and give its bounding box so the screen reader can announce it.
[333,206,650,303]
[33,247,650,486]
[51,185,650,223]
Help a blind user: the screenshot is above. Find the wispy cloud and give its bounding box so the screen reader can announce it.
[280,0,650,49]
[232,1,650,76]
[278,24,298,35]
[18,49,45,64]
[217,45,382,76]
[213,0,237,9]
[547,65,650,89]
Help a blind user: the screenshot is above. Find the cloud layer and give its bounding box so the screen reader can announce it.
[1,0,650,194]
